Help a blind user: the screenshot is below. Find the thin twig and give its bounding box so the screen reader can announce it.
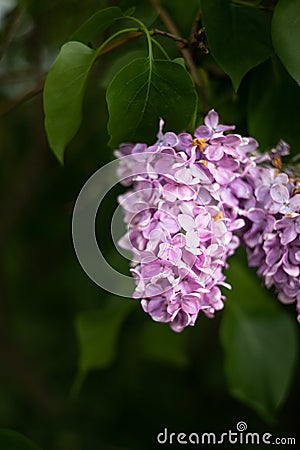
[189,10,209,55]
[149,0,205,91]
[150,28,190,46]
[190,10,203,41]
[0,6,26,60]
[152,26,209,55]
[0,78,45,117]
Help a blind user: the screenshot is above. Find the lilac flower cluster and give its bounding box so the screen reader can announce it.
[115,110,257,332]
[239,145,300,322]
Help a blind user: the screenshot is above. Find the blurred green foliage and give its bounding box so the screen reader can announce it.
[202,0,273,91]
[221,256,298,423]
[0,0,300,449]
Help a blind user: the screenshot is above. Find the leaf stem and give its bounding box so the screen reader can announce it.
[124,16,154,117]
[124,16,153,61]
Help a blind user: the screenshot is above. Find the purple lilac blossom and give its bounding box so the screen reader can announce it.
[240,144,300,323]
[115,110,257,332]
[188,133,300,324]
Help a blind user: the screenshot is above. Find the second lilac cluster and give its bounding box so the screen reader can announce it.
[239,147,300,322]
[116,110,257,331]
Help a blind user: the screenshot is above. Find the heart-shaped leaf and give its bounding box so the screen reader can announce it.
[221,257,298,422]
[202,0,273,91]
[272,0,300,86]
[43,41,96,163]
[106,58,197,148]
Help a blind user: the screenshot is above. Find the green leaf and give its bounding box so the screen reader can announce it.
[43,41,96,163]
[272,0,300,86]
[100,48,147,89]
[202,0,273,90]
[221,258,298,422]
[140,321,189,368]
[248,59,300,154]
[74,298,135,390]
[0,429,42,450]
[70,7,124,45]
[106,58,197,148]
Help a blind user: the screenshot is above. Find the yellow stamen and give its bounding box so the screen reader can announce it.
[213,211,224,221]
[192,137,207,152]
[289,178,300,195]
[293,186,300,195]
[271,156,282,169]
